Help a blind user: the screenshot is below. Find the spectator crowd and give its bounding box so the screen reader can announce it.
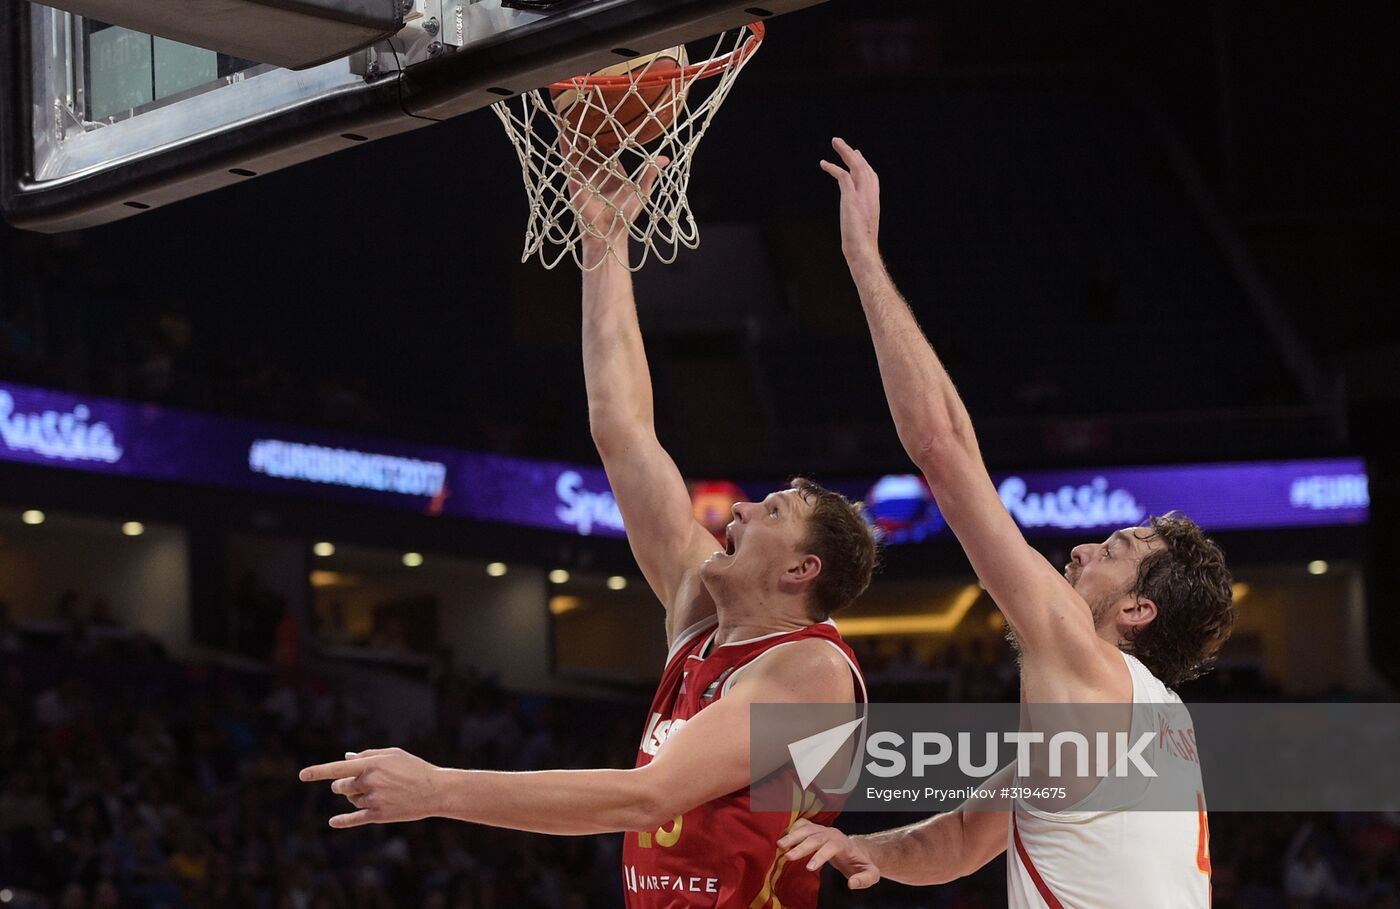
[1,594,1398,908]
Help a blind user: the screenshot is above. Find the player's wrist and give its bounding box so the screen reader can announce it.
[849,833,881,862]
[581,235,631,269]
[430,766,468,821]
[844,245,884,279]
[845,238,879,268]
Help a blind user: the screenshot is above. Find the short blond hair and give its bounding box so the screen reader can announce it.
[789,477,879,617]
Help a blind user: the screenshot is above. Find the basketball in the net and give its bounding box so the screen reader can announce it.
[552,46,690,152]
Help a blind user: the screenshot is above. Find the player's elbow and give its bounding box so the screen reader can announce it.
[628,783,686,831]
[588,417,626,460]
[587,407,650,456]
[910,426,975,482]
[628,763,705,830]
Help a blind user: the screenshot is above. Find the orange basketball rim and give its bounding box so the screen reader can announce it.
[491,22,767,273]
[549,22,764,92]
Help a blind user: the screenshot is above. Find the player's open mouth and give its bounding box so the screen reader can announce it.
[724,525,736,556]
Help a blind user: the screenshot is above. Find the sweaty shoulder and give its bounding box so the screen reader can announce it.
[729,636,855,705]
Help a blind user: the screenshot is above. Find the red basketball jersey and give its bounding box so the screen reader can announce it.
[622,617,866,909]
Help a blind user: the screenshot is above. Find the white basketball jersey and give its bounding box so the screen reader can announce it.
[1006,652,1212,908]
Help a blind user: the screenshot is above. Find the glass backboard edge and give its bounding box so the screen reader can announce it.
[2,0,828,233]
[401,0,825,121]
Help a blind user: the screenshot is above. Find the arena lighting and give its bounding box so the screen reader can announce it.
[121,521,145,536]
[548,569,570,585]
[313,542,335,557]
[1308,560,1329,576]
[20,509,44,525]
[310,570,349,588]
[1,887,14,903]
[606,576,628,591]
[549,596,581,616]
[402,552,424,568]
[836,585,983,637]
[486,562,508,577]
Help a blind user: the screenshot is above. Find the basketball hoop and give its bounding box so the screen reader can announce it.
[491,23,764,271]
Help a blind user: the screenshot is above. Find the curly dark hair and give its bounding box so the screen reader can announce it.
[1124,512,1235,687]
[789,477,880,618]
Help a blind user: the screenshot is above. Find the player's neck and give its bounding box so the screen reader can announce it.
[710,593,814,646]
[1095,620,1131,651]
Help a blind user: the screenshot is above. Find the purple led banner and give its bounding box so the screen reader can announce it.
[854,461,1370,545]
[1,382,1370,541]
[0,382,461,512]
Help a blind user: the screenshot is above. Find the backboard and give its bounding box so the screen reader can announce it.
[1,0,826,232]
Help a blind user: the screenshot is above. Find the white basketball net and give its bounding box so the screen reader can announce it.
[491,24,764,271]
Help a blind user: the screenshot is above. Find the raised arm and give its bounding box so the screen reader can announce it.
[574,160,720,640]
[820,139,1117,698]
[778,765,1013,888]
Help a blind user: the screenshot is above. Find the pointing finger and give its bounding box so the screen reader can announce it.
[300,758,370,783]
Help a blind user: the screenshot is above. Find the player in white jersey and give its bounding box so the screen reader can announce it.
[775,139,1236,907]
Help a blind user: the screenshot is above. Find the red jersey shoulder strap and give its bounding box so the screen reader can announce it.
[711,620,867,704]
[663,614,719,671]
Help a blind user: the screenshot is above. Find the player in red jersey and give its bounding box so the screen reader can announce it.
[299,158,878,909]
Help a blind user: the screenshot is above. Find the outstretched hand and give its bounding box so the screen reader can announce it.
[778,818,883,890]
[563,141,670,253]
[299,747,443,829]
[820,137,882,264]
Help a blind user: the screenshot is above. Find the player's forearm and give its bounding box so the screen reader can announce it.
[853,762,1011,886]
[854,812,971,885]
[845,253,977,474]
[580,243,657,449]
[433,765,671,836]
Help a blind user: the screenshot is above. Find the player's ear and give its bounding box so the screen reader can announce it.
[781,554,822,593]
[1122,595,1158,632]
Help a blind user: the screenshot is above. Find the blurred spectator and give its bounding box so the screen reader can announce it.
[231,570,286,660]
[884,639,926,682]
[1284,823,1345,907]
[0,598,21,655]
[2,592,1394,908]
[315,601,354,649]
